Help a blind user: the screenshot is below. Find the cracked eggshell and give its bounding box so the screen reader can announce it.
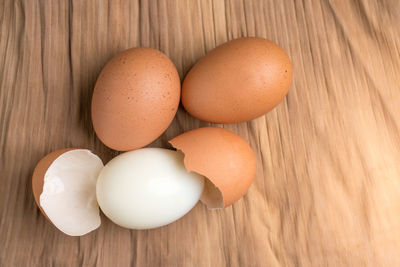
[169,127,257,208]
[91,47,181,151]
[32,149,104,236]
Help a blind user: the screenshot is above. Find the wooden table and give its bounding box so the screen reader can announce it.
[1,1,400,266]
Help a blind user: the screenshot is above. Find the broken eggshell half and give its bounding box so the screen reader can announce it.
[32,149,104,236]
[169,127,257,209]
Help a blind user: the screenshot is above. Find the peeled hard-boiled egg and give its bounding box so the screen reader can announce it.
[169,127,257,208]
[32,149,103,236]
[91,47,181,151]
[96,148,204,229]
[182,37,293,123]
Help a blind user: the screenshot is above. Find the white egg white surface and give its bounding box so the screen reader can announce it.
[96,148,204,229]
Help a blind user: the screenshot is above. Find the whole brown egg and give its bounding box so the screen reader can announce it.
[92,48,180,151]
[182,37,292,123]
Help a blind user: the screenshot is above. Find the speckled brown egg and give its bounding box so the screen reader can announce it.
[92,47,181,151]
[169,127,257,208]
[182,37,292,123]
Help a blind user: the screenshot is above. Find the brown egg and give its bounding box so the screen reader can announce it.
[32,149,103,236]
[169,127,256,208]
[92,47,181,151]
[182,37,292,123]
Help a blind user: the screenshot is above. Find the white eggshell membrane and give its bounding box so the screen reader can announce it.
[40,149,104,236]
[96,148,204,230]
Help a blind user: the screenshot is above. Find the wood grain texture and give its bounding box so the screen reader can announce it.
[1,0,400,266]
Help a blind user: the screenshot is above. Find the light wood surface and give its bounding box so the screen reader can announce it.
[1,0,400,266]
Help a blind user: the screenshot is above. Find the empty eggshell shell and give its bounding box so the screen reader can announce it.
[32,149,103,236]
[169,127,257,208]
[32,148,72,221]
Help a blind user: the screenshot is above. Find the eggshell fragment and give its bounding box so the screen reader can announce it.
[32,149,103,236]
[182,37,293,123]
[169,127,257,208]
[91,47,181,151]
